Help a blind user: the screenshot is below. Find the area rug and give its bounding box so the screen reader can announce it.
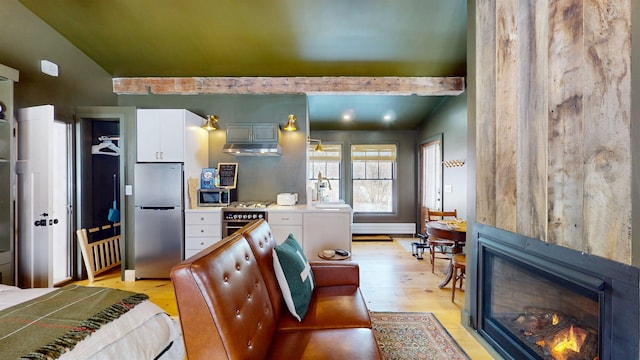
[370,312,470,360]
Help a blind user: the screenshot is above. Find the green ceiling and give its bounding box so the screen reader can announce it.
[19,0,468,130]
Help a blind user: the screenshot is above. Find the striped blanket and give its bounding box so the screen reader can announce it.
[0,285,148,359]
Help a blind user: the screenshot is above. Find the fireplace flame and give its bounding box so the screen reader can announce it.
[551,325,588,359]
[552,314,559,326]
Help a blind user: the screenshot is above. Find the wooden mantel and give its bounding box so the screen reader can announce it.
[112,76,465,96]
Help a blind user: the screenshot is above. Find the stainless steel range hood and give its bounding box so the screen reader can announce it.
[221,143,282,156]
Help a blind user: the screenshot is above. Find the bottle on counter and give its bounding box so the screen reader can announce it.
[213,169,220,188]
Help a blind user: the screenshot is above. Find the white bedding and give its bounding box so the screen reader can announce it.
[0,285,185,360]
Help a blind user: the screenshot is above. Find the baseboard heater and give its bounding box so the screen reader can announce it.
[352,223,416,235]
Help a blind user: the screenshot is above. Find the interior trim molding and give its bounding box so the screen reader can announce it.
[112,76,465,96]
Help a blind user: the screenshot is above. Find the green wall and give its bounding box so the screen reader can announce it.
[0,0,116,121]
[417,92,468,219]
[117,94,309,202]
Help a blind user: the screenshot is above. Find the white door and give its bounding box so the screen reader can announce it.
[17,105,71,288]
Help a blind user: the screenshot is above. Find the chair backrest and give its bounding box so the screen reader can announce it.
[76,222,121,284]
[426,208,457,221]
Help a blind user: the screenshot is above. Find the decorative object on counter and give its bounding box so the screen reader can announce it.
[202,114,218,131]
[307,136,323,152]
[283,114,297,131]
[217,162,238,188]
[200,168,217,189]
[442,159,465,167]
[187,178,198,209]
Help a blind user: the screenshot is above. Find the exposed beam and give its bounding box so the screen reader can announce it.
[112,76,465,96]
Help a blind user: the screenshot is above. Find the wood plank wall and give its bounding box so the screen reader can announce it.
[475,0,633,264]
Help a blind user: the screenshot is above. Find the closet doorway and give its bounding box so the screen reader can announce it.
[75,106,134,281]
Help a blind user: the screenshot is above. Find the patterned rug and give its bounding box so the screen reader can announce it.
[370,312,470,360]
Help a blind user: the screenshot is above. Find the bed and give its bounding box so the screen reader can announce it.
[0,284,185,360]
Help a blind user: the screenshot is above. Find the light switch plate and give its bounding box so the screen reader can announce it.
[444,184,452,193]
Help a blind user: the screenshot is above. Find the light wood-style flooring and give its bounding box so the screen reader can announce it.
[73,238,495,359]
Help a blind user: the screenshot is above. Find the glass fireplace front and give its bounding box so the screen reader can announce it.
[473,224,640,360]
[481,250,600,360]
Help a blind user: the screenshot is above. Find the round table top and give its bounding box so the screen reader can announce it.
[426,220,467,243]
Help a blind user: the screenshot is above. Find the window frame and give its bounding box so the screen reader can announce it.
[350,143,398,214]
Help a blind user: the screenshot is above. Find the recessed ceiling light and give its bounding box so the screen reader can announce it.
[342,109,355,121]
[383,111,396,122]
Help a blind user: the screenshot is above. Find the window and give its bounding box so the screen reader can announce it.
[421,139,441,211]
[351,144,396,213]
[308,143,341,202]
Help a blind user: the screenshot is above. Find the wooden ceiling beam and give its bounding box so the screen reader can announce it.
[112,76,465,96]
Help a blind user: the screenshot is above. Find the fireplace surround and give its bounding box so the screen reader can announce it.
[471,223,639,360]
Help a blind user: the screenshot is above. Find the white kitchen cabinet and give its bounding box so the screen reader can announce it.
[268,212,303,244]
[184,210,221,259]
[303,211,352,260]
[137,109,205,162]
[226,123,279,143]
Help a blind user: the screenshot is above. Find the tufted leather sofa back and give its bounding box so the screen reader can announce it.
[171,233,277,360]
[241,219,283,320]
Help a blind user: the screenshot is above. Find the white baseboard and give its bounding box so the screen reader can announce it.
[352,223,416,235]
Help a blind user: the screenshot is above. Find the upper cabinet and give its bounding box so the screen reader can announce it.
[222,123,282,156]
[226,123,279,143]
[136,109,208,209]
[137,109,205,162]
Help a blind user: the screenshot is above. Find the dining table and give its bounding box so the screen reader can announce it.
[425,220,467,288]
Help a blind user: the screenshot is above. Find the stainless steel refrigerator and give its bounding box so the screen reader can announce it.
[134,163,183,278]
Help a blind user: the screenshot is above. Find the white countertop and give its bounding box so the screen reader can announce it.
[268,203,352,212]
[186,203,352,213]
[185,206,223,212]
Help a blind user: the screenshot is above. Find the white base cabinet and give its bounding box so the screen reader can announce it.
[303,212,352,260]
[268,212,303,244]
[184,210,221,259]
[268,205,352,260]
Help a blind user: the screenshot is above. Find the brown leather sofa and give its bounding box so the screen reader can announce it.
[171,219,382,359]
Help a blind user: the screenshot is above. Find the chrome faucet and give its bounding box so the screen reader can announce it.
[316,172,332,202]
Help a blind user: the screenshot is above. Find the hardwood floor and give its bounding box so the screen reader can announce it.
[73,238,495,359]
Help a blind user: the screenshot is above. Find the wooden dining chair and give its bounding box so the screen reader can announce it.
[426,208,457,273]
[451,253,466,302]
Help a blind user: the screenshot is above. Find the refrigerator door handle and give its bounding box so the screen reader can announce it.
[139,206,178,210]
